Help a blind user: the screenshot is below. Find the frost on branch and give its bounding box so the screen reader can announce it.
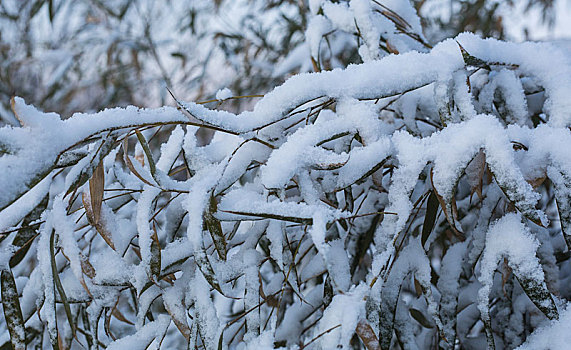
[1,3,571,349]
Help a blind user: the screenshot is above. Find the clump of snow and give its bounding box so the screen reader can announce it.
[215,88,233,101]
[478,213,552,322]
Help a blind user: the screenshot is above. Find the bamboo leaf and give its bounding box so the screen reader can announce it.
[163,293,190,341]
[194,249,223,294]
[80,253,96,279]
[135,130,156,177]
[150,224,161,280]
[111,304,134,326]
[379,277,405,350]
[311,158,349,170]
[65,136,116,197]
[430,169,464,239]
[421,191,439,247]
[409,308,434,329]
[55,150,88,168]
[351,214,382,274]
[516,275,558,320]
[48,0,54,22]
[49,230,76,339]
[204,194,227,261]
[465,149,485,201]
[218,331,224,350]
[456,41,489,69]
[323,275,333,308]
[219,209,313,225]
[10,194,48,268]
[355,320,380,350]
[1,268,26,350]
[492,170,543,226]
[82,192,115,250]
[122,135,154,186]
[89,161,105,225]
[550,169,571,250]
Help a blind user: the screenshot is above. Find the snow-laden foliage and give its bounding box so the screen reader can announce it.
[1,2,571,350]
[0,0,557,126]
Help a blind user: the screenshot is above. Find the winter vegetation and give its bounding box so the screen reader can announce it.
[1,0,571,349]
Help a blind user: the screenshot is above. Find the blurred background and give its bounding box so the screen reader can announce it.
[0,0,568,125]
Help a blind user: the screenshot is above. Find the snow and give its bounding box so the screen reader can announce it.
[306,15,332,61]
[477,213,550,322]
[516,303,571,350]
[0,174,51,231]
[437,241,468,343]
[0,98,188,211]
[215,88,233,101]
[107,315,170,350]
[189,272,221,349]
[316,283,367,349]
[1,4,571,348]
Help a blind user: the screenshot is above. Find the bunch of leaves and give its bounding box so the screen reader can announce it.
[418,0,557,41]
[1,2,571,350]
[0,0,558,128]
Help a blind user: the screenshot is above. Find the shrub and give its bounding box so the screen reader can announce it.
[1,1,570,350]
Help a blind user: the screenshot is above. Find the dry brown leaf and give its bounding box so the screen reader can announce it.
[465,150,486,202]
[528,175,547,189]
[430,168,464,240]
[164,300,190,341]
[89,160,105,225]
[122,135,154,186]
[80,253,96,279]
[82,191,116,250]
[356,320,381,350]
[386,40,399,54]
[111,306,134,326]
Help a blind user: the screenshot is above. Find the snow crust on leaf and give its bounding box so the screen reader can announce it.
[478,213,551,322]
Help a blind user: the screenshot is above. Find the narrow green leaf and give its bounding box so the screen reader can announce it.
[483,318,496,350]
[409,308,434,329]
[150,225,161,281]
[10,194,48,268]
[379,277,404,350]
[323,275,333,308]
[49,230,76,338]
[65,136,116,197]
[315,131,351,147]
[54,150,88,168]
[350,214,382,274]
[218,331,224,350]
[82,192,115,250]
[135,130,156,177]
[550,170,571,250]
[421,191,439,247]
[349,158,388,188]
[430,169,464,239]
[204,194,227,261]
[194,249,223,294]
[491,170,543,226]
[456,41,489,69]
[516,275,558,320]
[48,0,54,22]
[1,268,25,350]
[220,209,313,225]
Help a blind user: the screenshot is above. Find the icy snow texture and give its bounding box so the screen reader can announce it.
[516,303,571,350]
